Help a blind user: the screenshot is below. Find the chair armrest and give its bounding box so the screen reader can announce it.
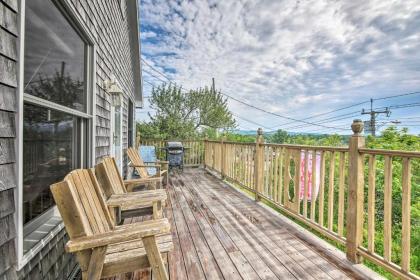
[123,177,162,186]
[65,218,170,252]
[107,191,167,208]
[144,160,169,164]
[136,164,161,168]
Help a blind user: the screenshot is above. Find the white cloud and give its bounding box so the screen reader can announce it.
[138,0,420,133]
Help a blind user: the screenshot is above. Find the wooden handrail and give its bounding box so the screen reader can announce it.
[359,148,420,157]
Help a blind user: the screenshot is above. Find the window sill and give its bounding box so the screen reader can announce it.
[18,215,64,270]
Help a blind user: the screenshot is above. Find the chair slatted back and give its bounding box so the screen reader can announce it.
[127,147,150,178]
[51,169,114,239]
[94,157,127,200]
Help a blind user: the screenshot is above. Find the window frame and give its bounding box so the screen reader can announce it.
[16,0,97,269]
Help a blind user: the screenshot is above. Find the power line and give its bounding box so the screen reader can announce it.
[142,69,168,84]
[141,58,173,82]
[223,91,349,131]
[271,91,420,129]
[280,111,361,130]
[374,102,420,110]
[231,113,272,130]
[143,79,156,87]
[373,91,420,101]
[271,101,369,128]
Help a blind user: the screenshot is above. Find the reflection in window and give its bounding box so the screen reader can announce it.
[23,104,79,224]
[24,0,86,112]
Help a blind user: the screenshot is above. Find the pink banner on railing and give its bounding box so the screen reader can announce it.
[299,151,320,201]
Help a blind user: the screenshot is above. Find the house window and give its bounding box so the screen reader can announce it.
[21,0,91,253]
[24,0,86,112]
[22,104,86,224]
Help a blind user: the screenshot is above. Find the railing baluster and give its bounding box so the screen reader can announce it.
[318,151,325,227]
[338,152,346,236]
[269,147,274,198]
[277,148,283,204]
[401,157,411,272]
[303,150,309,217]
[310,150,317,221]
[383,155,392,262]
[367,154,376,253]
[248,147,252,188]
[273,148,279,202]
[328,151,336,231]
[283,148,291,208]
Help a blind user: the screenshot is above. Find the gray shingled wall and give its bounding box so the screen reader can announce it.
[0,0,139,278]
[0,0,18,278]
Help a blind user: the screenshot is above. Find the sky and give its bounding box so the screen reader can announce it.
[137,0,420,135]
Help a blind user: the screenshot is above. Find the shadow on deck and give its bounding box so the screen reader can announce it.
[122,168,381,280]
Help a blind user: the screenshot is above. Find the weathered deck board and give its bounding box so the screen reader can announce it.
[122,168,373,280]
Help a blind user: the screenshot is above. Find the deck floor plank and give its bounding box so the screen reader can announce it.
[122,168,374,280]
[166,180,189,280]
[199,172,351,279]
[181,172,300,279]
[170,177,225,280]
[174,176,245,280]
[205,174,351,279]
[167,179,207,280]
[188,173,319,280]
[196,173,345,280]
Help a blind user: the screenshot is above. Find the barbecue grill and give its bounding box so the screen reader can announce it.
[163,141,185,170]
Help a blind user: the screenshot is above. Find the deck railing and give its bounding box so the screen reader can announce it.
[202,122,419,280]
[138,138,204,166]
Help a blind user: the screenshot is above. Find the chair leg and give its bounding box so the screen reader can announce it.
[143,236,169,280]
[87,246,107,280]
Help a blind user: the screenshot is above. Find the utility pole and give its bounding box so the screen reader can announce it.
[212,77,215,94]
[361,98,390,136]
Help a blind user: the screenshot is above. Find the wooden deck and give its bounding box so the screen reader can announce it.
[122,168,379,280]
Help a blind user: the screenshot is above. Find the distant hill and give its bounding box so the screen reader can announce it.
[233,129,342,137]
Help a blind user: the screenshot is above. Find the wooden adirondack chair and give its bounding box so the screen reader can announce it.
[51,169,172,280]
[103,156,164,191]
[127,147,169,186]
[94,157,166,223]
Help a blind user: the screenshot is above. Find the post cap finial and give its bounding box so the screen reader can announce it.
[257,128,263,135]
[351,119,364,135]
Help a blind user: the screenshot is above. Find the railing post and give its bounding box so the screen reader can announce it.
[254,128,264,201]
[221,136,227,179]
[346,119,365,263]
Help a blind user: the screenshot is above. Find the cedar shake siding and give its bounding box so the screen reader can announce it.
[0,0,18,278]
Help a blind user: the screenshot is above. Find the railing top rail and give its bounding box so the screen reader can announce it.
[263,143,349,152]
[204,140,255,145]
[359,148,420,158]
[223,141,256,145]
[140,139,203,142]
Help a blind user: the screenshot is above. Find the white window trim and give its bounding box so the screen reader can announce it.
[15,0,97,269]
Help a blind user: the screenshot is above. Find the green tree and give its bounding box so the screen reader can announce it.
[138,84,235,139]
[269,129,289,143]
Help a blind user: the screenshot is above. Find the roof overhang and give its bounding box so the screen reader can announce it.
[127,0,143,108]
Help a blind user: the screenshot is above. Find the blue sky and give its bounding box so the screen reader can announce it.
[137,0,420,135]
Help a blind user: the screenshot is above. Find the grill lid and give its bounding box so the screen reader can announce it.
[167,141,183,148]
